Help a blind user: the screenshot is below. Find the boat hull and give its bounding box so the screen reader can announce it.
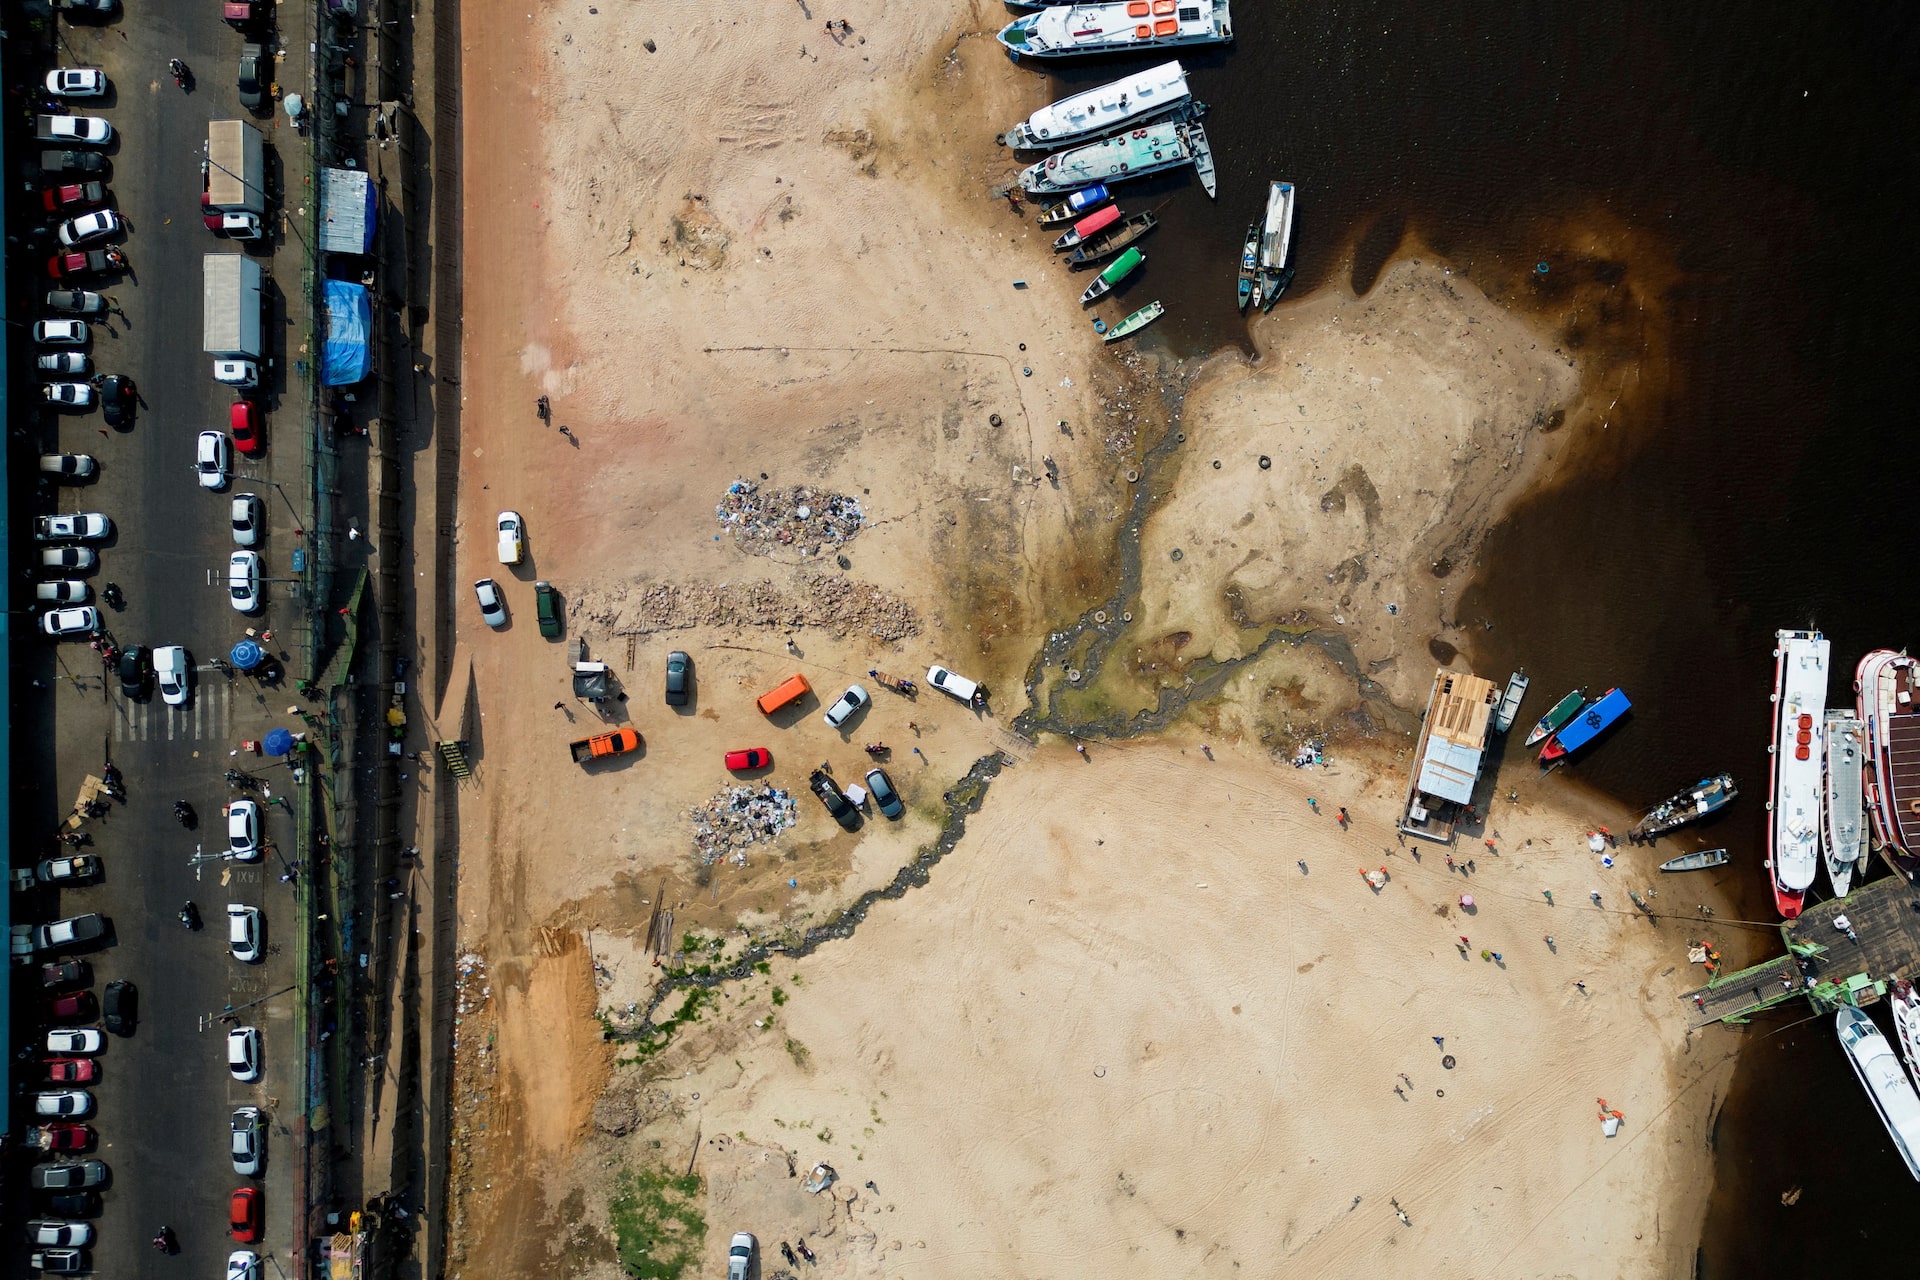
[1102,300,1164,343]
[1632,774,1737,839]
[1525,688,1586,748]
[1064,212,1157,268]
[1539,688,1631,763]
[1893,980,1920,1093]
[1004,60,1191,150]
[998,0,1234,60]
[1658,848,1729,873]
[1823,710,1867,897]
[1767,630,1829,919]
[1836,1005,1920,1181]
[1079,247,1143,304]
[1493,672,1529,734]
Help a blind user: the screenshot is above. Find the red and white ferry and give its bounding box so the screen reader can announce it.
[1856,648,1920,863]
[1767,629,1830,919]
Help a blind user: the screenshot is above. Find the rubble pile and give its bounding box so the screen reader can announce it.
[690,783,797,867]
[716,480,865,558]
[569,576,920,642]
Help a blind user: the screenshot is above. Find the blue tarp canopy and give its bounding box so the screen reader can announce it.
[263,728,296,756]
[230,639,264,670]
[321,280,371,386]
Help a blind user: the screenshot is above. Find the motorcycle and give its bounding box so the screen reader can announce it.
[863,743,889,758]
[796,1240,817,1265]
[102,582,124,609]
[168,59,190,90]
[152,1225,176,1253]
[178,903,200,931]
[173,800,196,828]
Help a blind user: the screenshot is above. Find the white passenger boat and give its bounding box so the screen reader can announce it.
[1890,979,1920,1094]
[1835,1004,1920,1180]
[1823,710,1868,897]
[1003,61,1191,150]
[1018,110,1216,197]
[1258,180,1295,271]
[1766,629,1829,919]
[998,0,1234,61]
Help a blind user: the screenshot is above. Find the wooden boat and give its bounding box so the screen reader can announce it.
[1258,265,1294,313]
[1064,211,1157,269]
[1036,184,1111,227]
[1539,687,1631,763]
[1052,203,1122,251]
[1236,223,1257,312]
[1525,687,1587,748]
[1493,671,1530,734]
[1631,773,1737,839]
[1081,246,1144,304]
[1102,300,1164,344]
[1258,180,1295,271]
[1658,848,1729,873]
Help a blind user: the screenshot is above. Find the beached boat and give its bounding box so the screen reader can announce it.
[1632,774,1737,840]
[1892,980,1920,1093]
[1018,111,1216,198]
[1493,672,1530,734]
[1767,629,1830,919]
[1658,848,1729,873]
[1258,265,1294,313]
[1835,1004,1920,1181]
[1856,649,1920,862]
[1036,184,1111,227]
[1052,204,1122,250]
[1003,61,1192,150]
[1258,180,1295,271]
[1824,710,1869,897]
[1102,300,1164,344]
[1539,688,1630,763]
[1064,210,1157,268]
[1236,223,1258,311]
[998,0,1234,61]
[1080,246,1144,304]
[1525,688,1587,748]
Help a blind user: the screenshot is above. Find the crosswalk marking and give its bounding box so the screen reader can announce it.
[115,677,237,744]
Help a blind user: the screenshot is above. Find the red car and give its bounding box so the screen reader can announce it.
[37,1122,95,1151]
[725,748,772,771]
[42,182,106,213]
[229,1186,262,1242]
[46,992,97,1021]
[230,399,263,454]
[42,1058,98,1085]
[46,248,122,280]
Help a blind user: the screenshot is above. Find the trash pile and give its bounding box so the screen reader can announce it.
[568,575,920,642]
[1290,735,1327,768]
[717,480,865,558]
[690,784,797,866]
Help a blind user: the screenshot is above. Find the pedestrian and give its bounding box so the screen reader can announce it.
[558,424,574,440]
[348,526,361,541]
[1574,980,1587,993]
[1432,1037,1444,1048]
[907,721,919,732]
[1393,1085,1405,1098]
[553,701,564,710]
[1466,858,1476,873]
[1399,1072,1411,1086]
[1458,936,1470,948]
[1694,995,1705,1009]
[1445,854,1455,870]
[1201,744,1212,760]
[1543,934,1554,946]
[1590,890,1603,903]
[536,395,549,419]
[1075,743,1087,758]
[1542,889,1554,905]
[1297,859,1307,873]
[1491,951,1503,962]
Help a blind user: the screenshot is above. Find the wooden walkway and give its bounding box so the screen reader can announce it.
[1682,873,1920,1027]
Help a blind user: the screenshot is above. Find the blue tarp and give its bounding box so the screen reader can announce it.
[321,280,371,386]
[264,728,296,756]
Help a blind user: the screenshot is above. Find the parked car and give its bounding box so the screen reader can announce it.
[224,0,267,28]
[227,1250,259,1280]
[101,981,135,1036]
[45,1029,104,1056]
[35,856,100,883]
[665,650,691,706]
[46,991,96,1020]
[231,1106,263,1176]
[44,289,106,315]
[227,1026,261,1082]
[41,182,107,214]
[40,607,99,638]
[49,0,119,14]
[38,116,112,145]
[228,905,261,963]
[32,916,105,951]
[36,351,90,376]
[28,1123,95,1152]
[474,578,507,628]
[117,645,152,698]
[213,359,258,387]
[47,248,123,280]
[725,748,771,771]
[197,431,233,490]
[927,664,982,705]
[28,1161,105,1190]
[809,769,860,832]
[228,551,262,614]
[823,683,871,729]
[496,510,524,564]
[41,383,94,409]
[154,645,190,706]
[43,1195,99,1220]
[39,961,90,990]
[29,1095,94,1122]
[39,547,96,571]
[41,1059,96,1085]
[33,514,110,542]
[99,373,135,427]
[38,453,95,479]
[230,494,264,547]
[237,44,267,111]
[39,151,107,177]
[29,1248,87,1274]
[35,581,90,605]
[866,767,904,819]
[33,320,89,346]
[534,580,561,637]
[25,1221,93,1248]
[230,400,263,453]
[55,210,120,248]
[44,69,108,97]
[728,1232,758,1280]
[227,800,261,861]
[215,211,265,240]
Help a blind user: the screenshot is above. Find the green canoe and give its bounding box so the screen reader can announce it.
[1080,247,1144,305]
[1102,300,1164,344]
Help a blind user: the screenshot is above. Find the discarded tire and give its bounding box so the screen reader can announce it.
[1170,548,1183,562]
[1125,469,1140,483]
[1259,454,1272,470]
[1212,460,1222,469]
[989,413,1003,427]
[1441,1054,1456,1070]
[1066,668,1082,683]
[1093,610,1108,624]
[1176,432,1187,443]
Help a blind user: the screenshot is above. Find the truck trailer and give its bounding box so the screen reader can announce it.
[203,253,264,359]
[207,120,267,214]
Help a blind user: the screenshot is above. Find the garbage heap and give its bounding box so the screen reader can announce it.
[690,783,798,867]
[717,480,865,558]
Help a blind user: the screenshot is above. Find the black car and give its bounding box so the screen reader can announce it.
[102,981,135,1036]
[237,43,267,111]
[40,151,107,176]
[99,374,135,428]
[809,769,860,832]
[865,767,904,820]
[44,1194,98,1219]
[116,644,151,698]
[665,650,691,706]
[39,961,90,991]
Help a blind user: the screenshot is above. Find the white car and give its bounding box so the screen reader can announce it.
[927,664,982,705]
[231,1106,263,1176]
[33,513,110,541]
[25,1222,93,1248]
[45,289,107,315]
[33,1092,92,1118]
[33,320,89,346]
[41,116,113,145]
[45,69,108,98]
[727,1233,757,1280]
[56,210,120,248]
[227,799,261,861]
[219,212,265,240]
[213,359,259,388]
[228,1250,260,1280]
[37,352,91,376]
[228,550,262,614]
[823,683,871,729]
[35,581,90,605]
[38,453,96,479]
[154,645,190,706]
[227,1025,261,1081]
[231,494,264,547]
[227,904,262,963]
[496,511,524,564]
[40,607,98,638]
[40,547,96,571]
[45,1029,104,1055]
[42,383,95,408]
[474,578,507,628]
[197,430,233,490]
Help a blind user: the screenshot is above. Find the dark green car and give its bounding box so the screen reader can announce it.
[534,581,561,639]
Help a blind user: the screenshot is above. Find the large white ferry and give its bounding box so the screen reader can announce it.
[999,0,1233,61]
[1835,1005,1920,1181]
[1823,710,1868,896]
[1002,61,1192,150]
[1766,629,1829,918]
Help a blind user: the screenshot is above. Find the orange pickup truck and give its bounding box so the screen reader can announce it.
[568,727,640,764]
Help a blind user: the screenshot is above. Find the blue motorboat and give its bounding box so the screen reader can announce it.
[1539,687,1631,762]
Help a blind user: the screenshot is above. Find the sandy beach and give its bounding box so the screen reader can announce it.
[439,2,1734,1276]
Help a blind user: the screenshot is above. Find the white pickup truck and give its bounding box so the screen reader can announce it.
[927,665,982,706]
[497,510,524,564]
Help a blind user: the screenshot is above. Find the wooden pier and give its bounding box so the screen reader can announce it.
[1682,871,1920,1027]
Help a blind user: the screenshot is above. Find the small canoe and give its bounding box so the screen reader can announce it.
[1036,184,1111,227]
[1493,671,1530,733]
[1259,265,1294,313]
[1064,210,1157,269]
[1525,687,1587,748]
[1236,223,1257,312]
[1659,848,1729,873]
[1102,300,1164,344]
[1081,246,1144,304]
[1052,203,1122,251]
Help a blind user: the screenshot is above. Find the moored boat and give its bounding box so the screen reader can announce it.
[1003,61,1192,150]
[1631,773,1737,840]
[1526,687,1586,748]
[998,0,1234,61]
[1658,848,1729,873]
[1036,184,1112,227]
[1493,671,1530,734]
[1102,300,1164,344]
[1824,710,1868,897]
[1258,180,1295,271]
[1236,223,1257,311]
[1258,265,1293,313]
[1064,210,1157,268]
[1767,629,1829,919]
[1539,687,1630,763]
[1018,109,1214,197]
[1835,1004,1920,1181]
[1856,649,1920,862]
[1893,980,1920,1093]
[1052,203,1122,250]
[1080,246,1144,304]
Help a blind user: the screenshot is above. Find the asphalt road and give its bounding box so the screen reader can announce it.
[19,4,310,1274]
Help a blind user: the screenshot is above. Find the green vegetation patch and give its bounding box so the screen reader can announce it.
[608,1166,707,1280]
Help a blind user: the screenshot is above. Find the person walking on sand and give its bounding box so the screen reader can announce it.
[1446,854,1456,871]
[1458,935,1470,947]
[1297,859,1307,874]
[1480,949,1492,960]
[1337,806,1349,826]
[1575,980,1587,993]
[1075,742,1088,758]
[1491,951,1503,962]
[1543,889,1554,905]
[1308,797,1318,812]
